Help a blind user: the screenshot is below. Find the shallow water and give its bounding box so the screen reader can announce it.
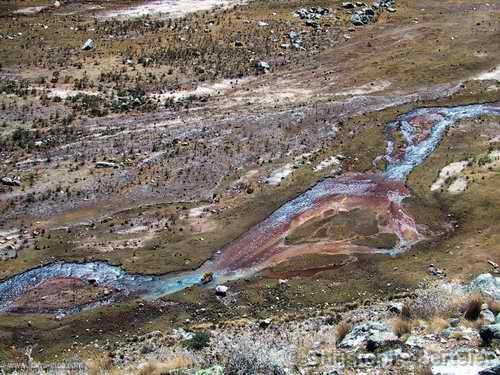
[0,103,498,313]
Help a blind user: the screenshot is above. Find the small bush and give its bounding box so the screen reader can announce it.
[335,321,352,345]
[392,318,412,338]
[400,304,412,321]
[183,331,211,351]
[463,297,483,321]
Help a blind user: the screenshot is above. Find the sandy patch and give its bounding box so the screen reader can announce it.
[430,161,468,192]
[335,80,392,97]
[474,64,500,82]
[100,0,243,19]
[13,6,48,15]
[265,164,294,186]
[314,155,343,172]
[153,78,250,102]
[448,176,468,194]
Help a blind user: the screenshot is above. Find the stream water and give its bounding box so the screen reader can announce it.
[0,103,498,313]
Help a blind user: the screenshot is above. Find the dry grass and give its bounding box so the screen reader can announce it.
[86,356,114,375]
[414,363,433,375]
[136,356,193,375]
[426,317,449,334]
[335,321,352,345]
[391,318,412,338]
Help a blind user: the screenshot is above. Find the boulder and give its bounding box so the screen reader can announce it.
[366,330,399,351]
[340,321,397,349]
[259,318,272,328]
[480,309,496,324]
[81,38,95,51]
[479,324,500,344]
[388,302,403,314]
[350,14,365,26]
[479,364,500,375]
[467,273,500,300]
[342,2,355,8]
[1,176,21,187]
[215,285,228,297]
[255,61,270,72]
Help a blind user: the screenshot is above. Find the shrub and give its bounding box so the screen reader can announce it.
[407,285,461,320]
[183,331,211,351]
[223,337,287,375]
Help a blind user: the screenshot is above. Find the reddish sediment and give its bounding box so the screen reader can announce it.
[213,174,423,273]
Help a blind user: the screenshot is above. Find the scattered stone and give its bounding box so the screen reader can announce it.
[342,2,355,9]
[95,161,119,169]
[1,176,21,187]
[195,366,224,375]
[255,61,270,72]
[295,7,329,20]
[428,264,446,278]
[81,38,95,51]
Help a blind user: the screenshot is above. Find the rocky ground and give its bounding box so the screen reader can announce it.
[0,0,499,373]
[12,273,500,374]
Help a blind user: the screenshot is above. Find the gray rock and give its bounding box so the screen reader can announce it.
[481,309,496,324]
[467,273,500,300]
[342,2,355,9]
[81,38,95,51]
